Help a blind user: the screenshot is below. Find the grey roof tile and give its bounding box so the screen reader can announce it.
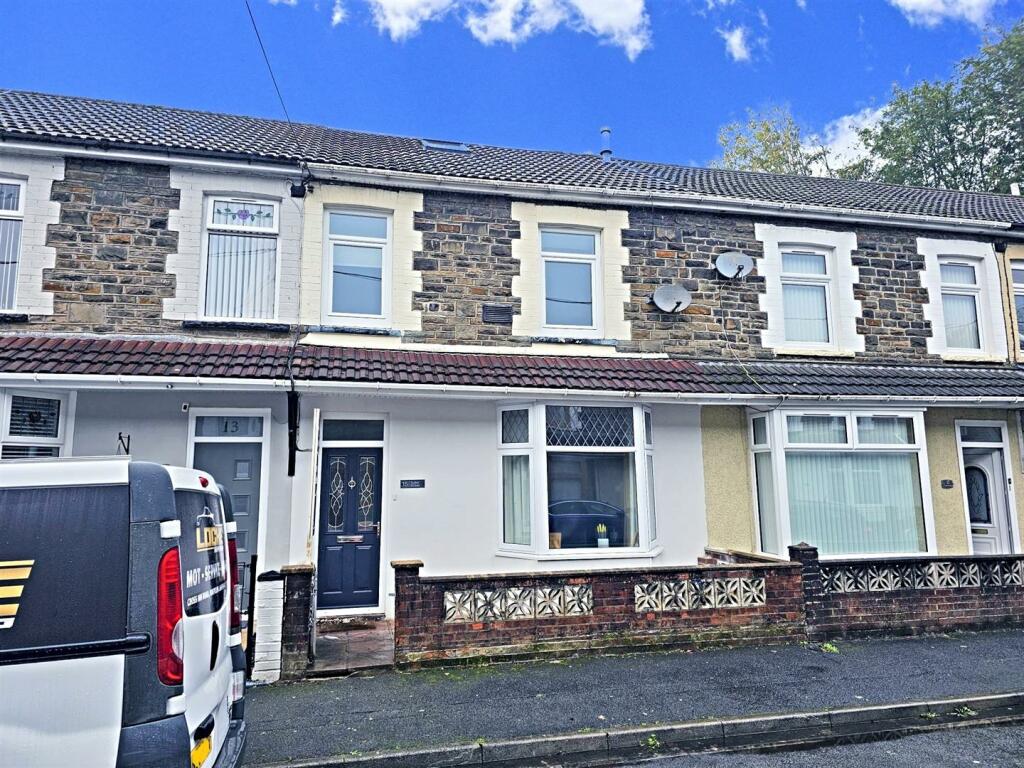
[3,89,1024,226]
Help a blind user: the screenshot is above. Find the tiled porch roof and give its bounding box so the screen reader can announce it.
[1,335,1023,400]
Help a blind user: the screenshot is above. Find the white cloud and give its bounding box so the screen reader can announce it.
[717,24,750,61]
[804,106,883,173]
[795,0,806,8]
[269,0,300,5]
[331,0,347,24]
[886,0,1003,27]
[354,0,650,58]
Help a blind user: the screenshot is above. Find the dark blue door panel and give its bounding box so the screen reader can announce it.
[317,448,383,609]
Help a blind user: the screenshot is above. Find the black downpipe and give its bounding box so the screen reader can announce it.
[287,389,299,477]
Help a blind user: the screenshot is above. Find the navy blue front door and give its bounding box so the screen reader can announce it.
[317,447,383,609]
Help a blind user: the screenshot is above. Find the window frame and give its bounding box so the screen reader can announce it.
[749,407,936,560]
[954,418,1021,556]
[778,245,836,350]
[199,195,282,323]
[496,402,657,558]
[321,206,393,328]
[0,177,26,313]
[0,389,72,460]
[1011,259,1024,353]
[937,255,984,351]
[539,225,602,338]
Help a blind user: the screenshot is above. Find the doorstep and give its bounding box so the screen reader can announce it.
[309,618,394,677]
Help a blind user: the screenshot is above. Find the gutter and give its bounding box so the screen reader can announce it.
[0,371,1021,408]
[0,137,1018,237]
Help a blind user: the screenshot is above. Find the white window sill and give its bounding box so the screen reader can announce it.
[770,347,856,358]
[939,351,1007,363]
[496,545,664,562]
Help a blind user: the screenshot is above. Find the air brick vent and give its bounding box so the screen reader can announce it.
[482,304,514,325]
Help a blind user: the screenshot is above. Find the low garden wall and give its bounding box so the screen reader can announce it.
[392,545,1024,665]
[391,558,806,665]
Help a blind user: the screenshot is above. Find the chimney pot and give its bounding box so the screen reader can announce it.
[600,126,612,161]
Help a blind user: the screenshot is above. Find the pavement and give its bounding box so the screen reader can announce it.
[631,722,1024,766]
[243,629,1024,766]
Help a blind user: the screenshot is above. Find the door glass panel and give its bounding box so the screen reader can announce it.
[325,454,348,533]
[960,425,1003,443]
[323,419,384,441]
[965,467,992,524]
[356,455,379,532]
[194,416,263,438]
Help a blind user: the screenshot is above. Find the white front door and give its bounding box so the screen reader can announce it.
[964,448,1012,555]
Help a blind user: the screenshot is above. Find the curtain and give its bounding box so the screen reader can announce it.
[502,454,531,546]
[645,452,657,541]
[786,451,926,555]
[205,234,277,319]
[0,218,21,310]
[941,293,981,349]
[754,452,781,555]
[782,283,828,342]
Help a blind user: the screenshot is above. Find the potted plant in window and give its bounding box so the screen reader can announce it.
[595,523,609,548]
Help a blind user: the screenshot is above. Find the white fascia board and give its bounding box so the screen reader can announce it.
[0,371,1021,407]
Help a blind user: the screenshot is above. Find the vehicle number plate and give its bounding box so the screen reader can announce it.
[191,736,212,768]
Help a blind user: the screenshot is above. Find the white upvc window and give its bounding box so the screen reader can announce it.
[755,224,862,355]
[202,197,280,321]
[918,238,1005,359]
[498,403,656,556]
[323,209,392,327]
[0,390,69,459]
[749,408,934,558]
[938,257,982,350]
[1011,260,1024,353]
[780,247,833,345]
[540,227,601,336]
[0,178,26,312]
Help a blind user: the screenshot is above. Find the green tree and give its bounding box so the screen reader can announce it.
[715,106,825,176]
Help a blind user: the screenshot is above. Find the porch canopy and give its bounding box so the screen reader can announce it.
[0,334,1022,404]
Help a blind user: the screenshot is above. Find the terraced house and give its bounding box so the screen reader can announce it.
[3,89,1024,680]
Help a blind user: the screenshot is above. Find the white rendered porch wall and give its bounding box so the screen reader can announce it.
[285,395,707,618]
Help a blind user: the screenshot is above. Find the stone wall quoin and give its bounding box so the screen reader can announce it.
[42,158,180,333]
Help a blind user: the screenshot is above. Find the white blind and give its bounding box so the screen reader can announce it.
[0,219,21,310]
[205,233,277,319]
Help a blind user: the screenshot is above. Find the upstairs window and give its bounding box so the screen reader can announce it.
[1012,260,1024,351]
[541,228,599,332]
[780,248,832,345]
[203,197,279,321]
[0,179,25,311]
[938,257,982,350]
[324,210,391,325]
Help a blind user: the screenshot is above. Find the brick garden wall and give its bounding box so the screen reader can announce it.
[390,546,1024,666]
[792,545,1024,639]
[391,559,805,665]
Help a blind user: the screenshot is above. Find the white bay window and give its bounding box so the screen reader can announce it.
[750,409,932,557]
[202,197,279,321]
[498,404,657,555]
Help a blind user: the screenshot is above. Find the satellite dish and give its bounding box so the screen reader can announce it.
[715,251,755,279]
[651,285,692,314]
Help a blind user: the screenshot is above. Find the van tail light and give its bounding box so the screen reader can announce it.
[157,547,184,686]
[227,538,241,634]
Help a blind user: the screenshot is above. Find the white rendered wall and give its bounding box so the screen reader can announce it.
[0,152,62,316]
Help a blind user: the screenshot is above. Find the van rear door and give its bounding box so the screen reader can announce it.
[174,487,232,768]
[0,459,138,768]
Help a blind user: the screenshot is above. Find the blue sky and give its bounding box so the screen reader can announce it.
[1,0,1021,166]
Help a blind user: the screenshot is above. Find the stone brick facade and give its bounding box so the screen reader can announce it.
[41,158,180,333]
[399,192,965,362]
[410,192,523,345]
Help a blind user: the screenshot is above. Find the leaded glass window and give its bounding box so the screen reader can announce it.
[546,406,634,447]
[501,409,530,445]
[204,197,279,320]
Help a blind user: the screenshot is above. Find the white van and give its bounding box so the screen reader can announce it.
[0,457,246,768]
